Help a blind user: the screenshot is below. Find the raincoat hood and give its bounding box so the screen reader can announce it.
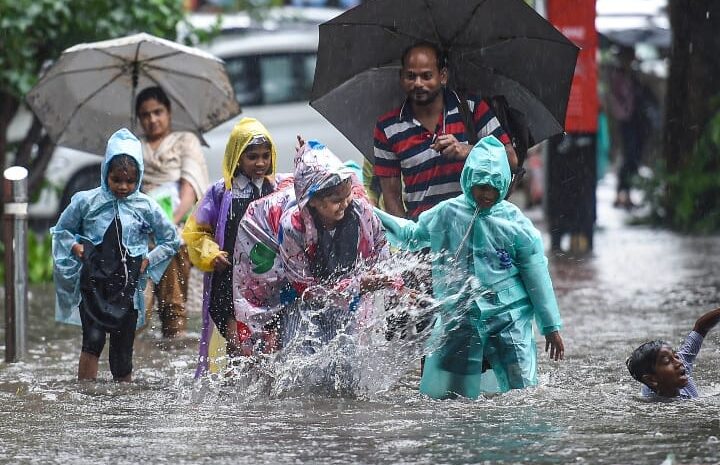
[222,117,277,190]
[293,140,353,210]
[101,128,144,195]
[460,136,511,210]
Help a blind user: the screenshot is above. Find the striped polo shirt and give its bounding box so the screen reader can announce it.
[373,89,509,220]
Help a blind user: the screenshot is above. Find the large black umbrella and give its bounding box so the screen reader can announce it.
[310,0,579,162]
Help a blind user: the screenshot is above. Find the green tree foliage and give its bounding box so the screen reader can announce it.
[645,100,720,233]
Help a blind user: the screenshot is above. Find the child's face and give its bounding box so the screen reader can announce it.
[137,98,171,141]
[308,179,352,228]
[471,184,499,210]
[646,345,689,395]
[107,165,139,199]
[237,143,272,180]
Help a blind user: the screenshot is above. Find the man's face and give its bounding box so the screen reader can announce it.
[401,47,447,106]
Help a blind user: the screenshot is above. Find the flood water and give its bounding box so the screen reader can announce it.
[2,178,720,465]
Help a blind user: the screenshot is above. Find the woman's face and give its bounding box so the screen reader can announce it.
[237,143,272,180]
[137,98,171,141]
[309,179,353,229]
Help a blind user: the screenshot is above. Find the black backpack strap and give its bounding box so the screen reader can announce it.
[489,96,533,198]
[457,93,479,146]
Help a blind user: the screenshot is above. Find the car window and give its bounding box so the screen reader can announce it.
[224,52,317,106]
[225,55,262,106]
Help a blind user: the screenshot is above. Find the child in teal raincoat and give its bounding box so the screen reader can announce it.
[375,135,565,399]
[51,128,179,382]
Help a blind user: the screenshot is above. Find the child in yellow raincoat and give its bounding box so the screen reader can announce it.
[183,118,286,377]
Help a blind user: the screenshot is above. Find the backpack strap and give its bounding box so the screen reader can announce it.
[489,96,533,198]
[457,93,479,146]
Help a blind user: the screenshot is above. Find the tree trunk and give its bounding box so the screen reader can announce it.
[664,0,720,175]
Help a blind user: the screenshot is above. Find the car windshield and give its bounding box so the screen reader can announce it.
[225,52,317,106]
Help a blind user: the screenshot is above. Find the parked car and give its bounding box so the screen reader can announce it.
[29,26,365,222]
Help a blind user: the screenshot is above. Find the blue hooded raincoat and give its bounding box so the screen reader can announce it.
[375,136,562,399]
[51,128,180,329]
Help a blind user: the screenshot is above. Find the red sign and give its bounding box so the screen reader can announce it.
[547,0,599,133]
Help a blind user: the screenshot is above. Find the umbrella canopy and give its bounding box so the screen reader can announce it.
[26,32,241,155]
[310,0,579,161]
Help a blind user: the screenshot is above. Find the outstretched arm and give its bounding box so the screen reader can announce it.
[693,307,720,337]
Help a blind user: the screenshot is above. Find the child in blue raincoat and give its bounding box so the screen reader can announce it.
[51,128,179,382]
[375,135,565,399]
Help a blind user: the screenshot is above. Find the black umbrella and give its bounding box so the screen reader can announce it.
[310,0,579,162]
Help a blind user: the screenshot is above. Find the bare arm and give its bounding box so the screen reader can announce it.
[693,307,720,337]
[378,176,407,218]
[173,178,197,224]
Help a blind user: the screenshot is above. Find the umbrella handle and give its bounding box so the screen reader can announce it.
[130,62,139,132]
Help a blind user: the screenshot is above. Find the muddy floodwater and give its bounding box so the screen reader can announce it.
[2,180,720,465]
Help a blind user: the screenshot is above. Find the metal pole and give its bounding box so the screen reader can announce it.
[4,166,28,363]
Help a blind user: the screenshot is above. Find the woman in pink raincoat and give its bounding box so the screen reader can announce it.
[275,140,392,353]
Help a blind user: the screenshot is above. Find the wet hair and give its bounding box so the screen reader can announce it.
[626,340,670,384]
[107,154,139,178]
[401,41,447,71]
[246,134,271,148]
[135,86,171,115]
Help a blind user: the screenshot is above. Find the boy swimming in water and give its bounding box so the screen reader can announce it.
[626,306,720,399]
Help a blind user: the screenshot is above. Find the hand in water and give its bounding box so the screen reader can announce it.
[213,253,231,271]
[360,273,398,293]
[545,331,565,361]
[71,243,84,259]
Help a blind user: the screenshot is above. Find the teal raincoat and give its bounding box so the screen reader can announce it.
[51,128,180,329]
[375,136,562,398]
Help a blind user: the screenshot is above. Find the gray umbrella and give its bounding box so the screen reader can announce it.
[26,33,241,155]
[310,0,579,162]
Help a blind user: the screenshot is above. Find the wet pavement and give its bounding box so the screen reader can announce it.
[2,175,720,464]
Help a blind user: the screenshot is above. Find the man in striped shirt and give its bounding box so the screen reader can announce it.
[373,42,517,220]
